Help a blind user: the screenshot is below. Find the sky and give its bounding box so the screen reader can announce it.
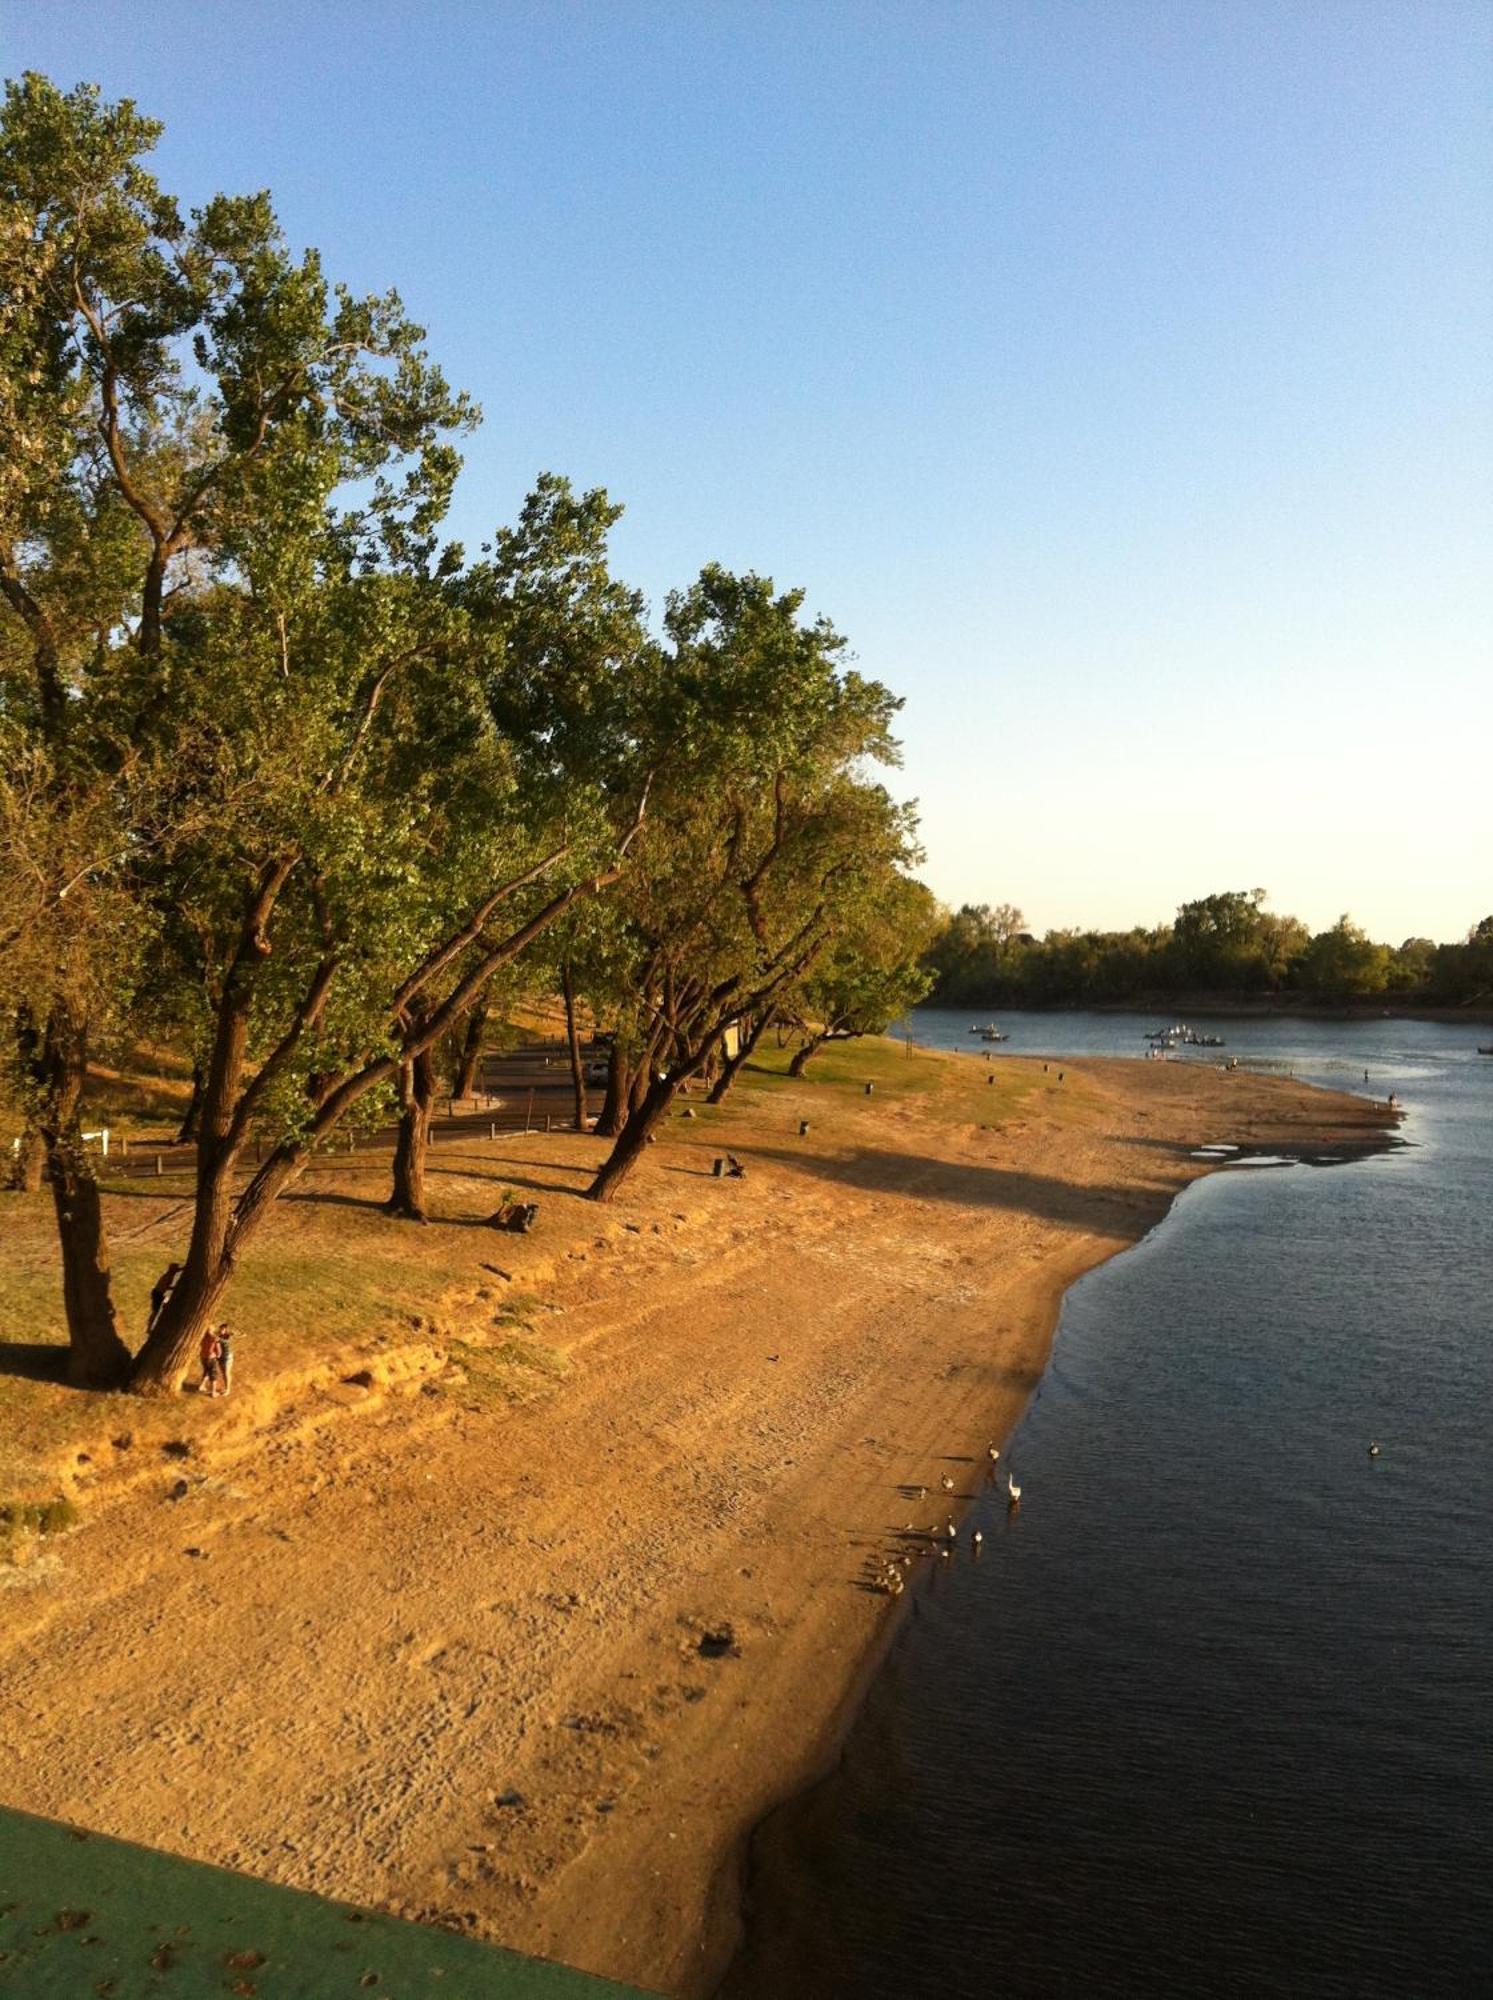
[5,0,1490,944]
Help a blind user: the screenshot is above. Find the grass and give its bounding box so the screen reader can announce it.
[447,1332,569,1412]
[0,1494,78,1565]
[733,1028,1045,1128]
[1,1024,1044,1497]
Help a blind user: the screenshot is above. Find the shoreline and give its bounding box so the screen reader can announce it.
[710,1099,1401,1997]
[915,1001,1493,1025]
[0,1048,1396,1997]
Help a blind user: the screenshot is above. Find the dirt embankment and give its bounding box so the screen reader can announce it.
[0,1049,1394,1996]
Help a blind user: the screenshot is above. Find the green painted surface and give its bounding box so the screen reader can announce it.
[0,1807,650,1998]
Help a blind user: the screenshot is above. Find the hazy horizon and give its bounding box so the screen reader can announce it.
[8,1,1489,945]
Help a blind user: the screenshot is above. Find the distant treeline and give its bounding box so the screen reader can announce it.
[923,893,1493,1011]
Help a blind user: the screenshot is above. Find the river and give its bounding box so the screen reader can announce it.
[724,1010,1492,1998]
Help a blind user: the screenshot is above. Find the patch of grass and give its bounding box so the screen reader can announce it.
[740,1033,948,1099]
[492,1292,542,1327]
[1,1494,78,1563]
[738,1030,1044,1133]
[448,1333,568,1411]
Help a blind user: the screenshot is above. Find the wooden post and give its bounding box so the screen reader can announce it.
[155,1154,163,1176]
[525,1088,534,1134]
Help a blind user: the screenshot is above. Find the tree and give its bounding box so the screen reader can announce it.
[373,476,652,1216]
[785,872,937,1075]
[1,76,648,1390]
[127,562,645,1384]
[0,75,211,1381]
[584,567,913,1203]
[1294,915,1391,1005]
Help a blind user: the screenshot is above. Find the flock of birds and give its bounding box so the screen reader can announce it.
[871,1441,1023,1599]
[870,1438,1384,1598]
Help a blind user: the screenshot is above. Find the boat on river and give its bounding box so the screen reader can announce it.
[1145,1024,1225,1049]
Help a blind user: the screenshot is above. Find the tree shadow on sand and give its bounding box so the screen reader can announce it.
[0,1340,70,1385]
[281,1157,594,1218]
[747,1143,1170,1231]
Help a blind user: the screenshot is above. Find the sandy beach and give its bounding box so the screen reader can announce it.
[0,1048,1394,1996]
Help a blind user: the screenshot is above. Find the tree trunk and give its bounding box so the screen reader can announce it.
[48,1145,134,1388]
[561,962,589,1131]
[706,1008,775,1105]
[35,1009,133,1388]
[130,839,635,1393]
[9,1007,47,1191]
[587,1072,679,1203]
[385,1040,436,1221]
[9,1124,45,1192]
[787,1031,826,1077]
[452,1002,488,1100]
[628,1058,652,1117]
[175,1062,205,1144]
[596,1044,628,1137]
[129,1133,307,1395]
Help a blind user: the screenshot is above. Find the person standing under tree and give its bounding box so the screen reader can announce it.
[215,1324,235,1397]
[198,1324,221,1395]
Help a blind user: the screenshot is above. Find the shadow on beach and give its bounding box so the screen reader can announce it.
[746,1142,1164,1232]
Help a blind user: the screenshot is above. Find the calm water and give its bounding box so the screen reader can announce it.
[726,1011,1492,1998]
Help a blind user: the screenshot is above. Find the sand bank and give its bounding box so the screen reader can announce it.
[0,1049,1393,1996]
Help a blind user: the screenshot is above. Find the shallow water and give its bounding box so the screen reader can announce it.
[726,1011,1492,1998]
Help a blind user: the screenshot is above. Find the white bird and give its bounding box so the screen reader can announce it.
[1006,1472,1022,1504]
[986,1443,1001,1463]
[971,1529,984,1549]
[940,1474,955,1494]
[1368,1441,1381,1457]
[945,1519,957,1541]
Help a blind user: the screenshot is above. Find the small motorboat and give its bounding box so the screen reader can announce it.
[1479,1045,1493,1056]
[980,1027,1009,1042]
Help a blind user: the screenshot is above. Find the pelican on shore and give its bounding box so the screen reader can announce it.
[940,1474,955,1493]
[971,1529,984,1550]
[1006,1472,1022,1505]
[987,1443,1001,1463]
[945,1519,958,1541]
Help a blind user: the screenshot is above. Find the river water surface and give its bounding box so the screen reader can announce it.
[725,1011,1491,1998]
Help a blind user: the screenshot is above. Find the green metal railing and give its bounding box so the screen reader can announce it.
[0,1807,649,1997]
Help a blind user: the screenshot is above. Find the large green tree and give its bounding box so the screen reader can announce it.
[784,871,938,1076]
[584,566,915,1203]
[0,77,647,1392]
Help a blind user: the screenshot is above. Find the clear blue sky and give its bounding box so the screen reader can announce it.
[7,0,1490,944]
